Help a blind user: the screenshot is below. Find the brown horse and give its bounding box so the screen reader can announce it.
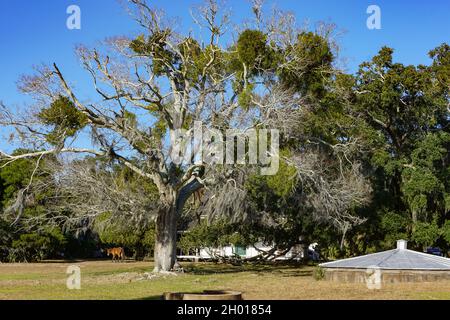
[106,247,125,262]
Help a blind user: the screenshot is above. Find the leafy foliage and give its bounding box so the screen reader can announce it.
[94,212,155,260]
[179,220,248,255]
[38,96,88,145]
[9,228,67,262]
[279,32,334,98]
[1,0,449,264]
[412,221,441,249]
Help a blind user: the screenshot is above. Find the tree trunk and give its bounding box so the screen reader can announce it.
[340,227,348,250]
[153,205,178,272]
[152,178,203,272]
[412,210,418,225]
[302,244,309,264]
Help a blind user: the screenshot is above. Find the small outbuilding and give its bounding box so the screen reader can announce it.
[319,240,450,283]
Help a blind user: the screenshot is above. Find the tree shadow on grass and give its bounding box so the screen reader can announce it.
[182,262,312,277]
[279,269,313,277]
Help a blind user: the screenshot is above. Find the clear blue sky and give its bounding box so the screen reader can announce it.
[0,0,449,152]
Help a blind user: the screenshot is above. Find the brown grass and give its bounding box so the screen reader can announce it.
[0,261,449,300]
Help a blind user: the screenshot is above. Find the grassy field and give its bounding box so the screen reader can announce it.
[0,260,449,300]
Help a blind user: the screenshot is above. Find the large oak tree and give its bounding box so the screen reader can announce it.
[0,0,370,271]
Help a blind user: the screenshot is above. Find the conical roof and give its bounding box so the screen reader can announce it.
[320,240,450,270]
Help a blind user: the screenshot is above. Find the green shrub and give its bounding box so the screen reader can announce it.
[412,221,441,249]
[9,228,67,262]
[313,266,325,281]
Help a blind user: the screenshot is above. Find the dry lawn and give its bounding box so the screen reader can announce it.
[0,260,449,300]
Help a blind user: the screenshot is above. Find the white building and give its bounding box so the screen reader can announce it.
[177,242,317,261]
